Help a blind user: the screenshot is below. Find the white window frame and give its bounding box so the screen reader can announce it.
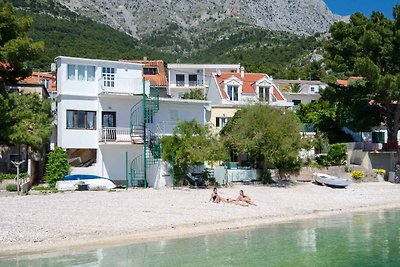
[227,85,239,101]
[258,86,270,102]
[102,67,115,88]
[216,117,229,128]
[67,64,96,81]
[66,110,97,130]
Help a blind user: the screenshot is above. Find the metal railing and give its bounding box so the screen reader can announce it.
[99,127,132,143]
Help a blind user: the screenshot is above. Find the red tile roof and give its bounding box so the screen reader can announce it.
[336,76,363,86]
[19,71,56,92]
[120,60,167,87]
[214,72,284,101]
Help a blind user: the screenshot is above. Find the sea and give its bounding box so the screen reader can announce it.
[1,209,400,266]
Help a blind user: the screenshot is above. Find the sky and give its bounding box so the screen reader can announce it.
[324,0,399,18]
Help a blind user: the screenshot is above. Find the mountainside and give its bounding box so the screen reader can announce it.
[54,0,343,38]
[9,0,328,80]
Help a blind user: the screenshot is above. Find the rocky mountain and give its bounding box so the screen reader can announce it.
[53,0,344,39]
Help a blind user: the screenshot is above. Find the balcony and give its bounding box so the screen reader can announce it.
[98,77,145,95]
[99,127,139,144]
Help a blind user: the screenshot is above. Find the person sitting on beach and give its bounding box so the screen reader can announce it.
[236,190,257,206]
[209,187,227,204]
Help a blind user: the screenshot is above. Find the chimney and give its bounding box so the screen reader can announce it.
[143,56,147,62]
[216,69,221,77]
[240,66,245,78]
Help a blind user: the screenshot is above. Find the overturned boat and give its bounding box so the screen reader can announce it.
[56,174,116,191]
[313,173,352,189]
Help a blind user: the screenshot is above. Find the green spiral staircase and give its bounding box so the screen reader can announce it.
[129,90,161,187]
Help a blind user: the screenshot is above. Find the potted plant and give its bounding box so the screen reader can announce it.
[374,169,386,182]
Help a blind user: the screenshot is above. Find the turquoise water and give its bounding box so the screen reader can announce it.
[2,209,400,266]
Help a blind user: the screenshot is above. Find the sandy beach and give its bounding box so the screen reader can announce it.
[1,182,400,257]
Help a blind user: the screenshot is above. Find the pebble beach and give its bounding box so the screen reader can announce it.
[1,182,400,257]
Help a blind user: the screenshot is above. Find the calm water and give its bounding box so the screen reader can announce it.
[2,209,400,267]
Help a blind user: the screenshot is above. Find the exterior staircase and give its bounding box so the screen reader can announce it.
[129,90,161,187]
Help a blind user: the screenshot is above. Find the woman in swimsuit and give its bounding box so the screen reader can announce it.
[209,187,226,203]
[236,190,257,206]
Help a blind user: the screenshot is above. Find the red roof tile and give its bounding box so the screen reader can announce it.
[214,72,284,101]
[336,76,363,87]
[120,60,167,87]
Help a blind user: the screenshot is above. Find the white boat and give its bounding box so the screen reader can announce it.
[313,173,352,188]
[56,174,116,191]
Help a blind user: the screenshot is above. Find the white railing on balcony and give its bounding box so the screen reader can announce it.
[98,77,145,95]
[99,127,132,143]
[153,121,179,136]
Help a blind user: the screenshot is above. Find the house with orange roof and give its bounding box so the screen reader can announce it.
[167,63,241,98]
[336,76,363,87]
[121,59,168,97]
[207,68,292,131]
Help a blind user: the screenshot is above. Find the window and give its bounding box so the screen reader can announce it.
[176,74,185,86]
[227,85,239,101]
[292,99,301,106]
[67,64,96,81]
[66,110,96,129]
[78,65,85,81]
[259,86,269,102]
[216,117,229,128]
[87,66,95,81]
[189,74,197,86]
[102,67,115,87]
[67,64,76,80]
[143,67,157,75]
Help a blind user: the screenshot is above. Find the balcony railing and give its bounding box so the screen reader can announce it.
[152,121,179,136]
[174,80,205,87]
[99,127,132,143]
[98,77,144,95]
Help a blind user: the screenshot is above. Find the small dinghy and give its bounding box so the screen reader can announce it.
[56,174,116,191]
[313,173,352,189]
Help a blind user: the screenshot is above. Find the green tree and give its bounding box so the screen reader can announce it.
[221,105,302,174]
[183,89,207,100]
[7,92,53,152]
[296,100,352,143]
[44,147,70,188]
[0,0,46,143]
[161,120,228,182]
[324,5,400,145]
[0,0,43,86]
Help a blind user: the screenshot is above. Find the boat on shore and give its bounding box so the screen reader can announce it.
[313,173,352,188]
[56,174,116,191]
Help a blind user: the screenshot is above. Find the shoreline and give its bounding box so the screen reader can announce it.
[1,182,400,258]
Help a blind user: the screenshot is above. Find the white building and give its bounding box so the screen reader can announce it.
[55,56,208,188]
[206,70,293,132]
[167,63,240,98]
[275,79,327,111]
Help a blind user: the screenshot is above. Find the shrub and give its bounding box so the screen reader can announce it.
[352,170,364,180]
[374,169,386,175]
[260,170,275,184]
[0,172,28,181]
[327,143,347,166]
[6,184,18,192]
[44,147,70,188]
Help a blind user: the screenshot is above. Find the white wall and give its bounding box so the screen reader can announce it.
[99,145,142,182]
[57,96,99,148]
[99,96,142,128]
[148,99,208,135]
[56,57,144,96]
